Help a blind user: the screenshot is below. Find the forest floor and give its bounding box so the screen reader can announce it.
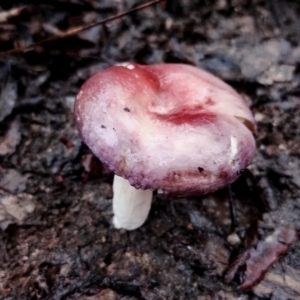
[0,0,300,299]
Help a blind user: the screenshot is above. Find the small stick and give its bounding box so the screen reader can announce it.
[0,0,162,58]
[228,185,237,231]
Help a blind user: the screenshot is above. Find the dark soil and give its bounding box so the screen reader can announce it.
[0,1,300,299]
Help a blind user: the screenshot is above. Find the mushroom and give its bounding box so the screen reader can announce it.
[74,63,256,230]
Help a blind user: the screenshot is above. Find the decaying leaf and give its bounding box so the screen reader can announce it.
[0,193,36,230]
[0,120,21,155]
[0,167,27,194]
[253,265,300,299]
[225,227,297,290]
[0,7,26,23]
[0,76,17,122]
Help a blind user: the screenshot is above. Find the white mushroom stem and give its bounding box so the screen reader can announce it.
[112,175,153,230]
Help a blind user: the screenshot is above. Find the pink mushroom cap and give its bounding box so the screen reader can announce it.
[75,63,256,196]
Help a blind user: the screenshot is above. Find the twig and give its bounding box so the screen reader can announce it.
[228,185,237,231]
[0,0,162,58]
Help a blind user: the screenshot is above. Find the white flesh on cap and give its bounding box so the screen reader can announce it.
[112,175,153,230]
